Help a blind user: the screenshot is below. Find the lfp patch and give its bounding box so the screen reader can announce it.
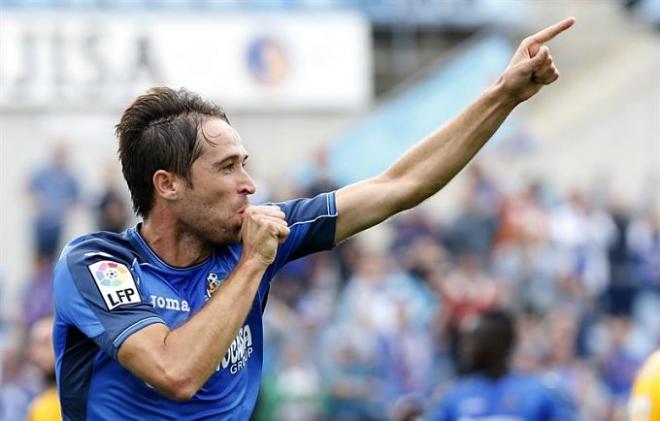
[88,260,140,310]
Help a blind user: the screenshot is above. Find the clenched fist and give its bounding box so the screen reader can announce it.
[240,205,290,266]
[499,17,575,103]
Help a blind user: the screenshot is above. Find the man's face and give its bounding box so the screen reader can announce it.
[174,118,255,245]
[29,317,55,375]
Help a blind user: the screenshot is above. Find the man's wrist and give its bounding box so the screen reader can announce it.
[236,254,271,274]
[489,77,523,111]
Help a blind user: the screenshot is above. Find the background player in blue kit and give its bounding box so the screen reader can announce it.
[52,17,575,420]
[432,310,575,421]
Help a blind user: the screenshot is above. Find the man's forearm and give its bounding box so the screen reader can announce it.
[385,81,518,209]
[154,258,266,399]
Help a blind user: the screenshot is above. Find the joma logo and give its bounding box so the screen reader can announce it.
[149,295,191,312]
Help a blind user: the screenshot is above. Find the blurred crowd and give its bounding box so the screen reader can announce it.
[1,143,658,421]
[255,158,659,420]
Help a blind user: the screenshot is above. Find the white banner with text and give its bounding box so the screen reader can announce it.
[0,12,371,111]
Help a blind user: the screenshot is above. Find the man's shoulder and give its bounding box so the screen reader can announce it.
[447,374,542,397]
[503,373,569,409]
[444,375,491,399]
[58,229,139,271]
[436,375,490,418]
[443,374,549,406]
[52,229,152,324]
[267,191,337,224]
[503,373,548,392]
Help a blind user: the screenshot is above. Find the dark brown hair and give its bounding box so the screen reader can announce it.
[115,87,229,217]
[461,309,516,379]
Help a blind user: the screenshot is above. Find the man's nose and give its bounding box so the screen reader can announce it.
[239,169,256,195]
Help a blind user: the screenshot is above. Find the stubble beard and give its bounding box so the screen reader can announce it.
[178,192,236,246]
[186,218,241,248]
[184,210,243,247]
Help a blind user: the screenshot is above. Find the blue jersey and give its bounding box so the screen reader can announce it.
[53,192,337,421]
[432,373,575,421]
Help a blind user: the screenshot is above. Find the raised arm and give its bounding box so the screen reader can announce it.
[117,205,289,400]
[334,18,575,243]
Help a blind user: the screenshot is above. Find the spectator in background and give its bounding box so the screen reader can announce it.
[271,338,323,421]
[432,310,574,421]
[392,209,441,257]
[465,165,500,216]
[27,142,80,261]
[542,307,608,420]
[491,182,557,314]
[438,253,500,369]
[323,321,383,421]
[291,145,338,198]
[400,235,450,287]
[336,240,436,341]
[377,300,436,402]
[627,208,660,349]
[27,316,60,421]
[549,190,614,301]
[445,169,499,261]
[512,309,547,374]
[0,341,40,421]
[604,197,635,315]
[96,165,130,233]
[495,181,549,248]
[597,316,643,415]
[21,255,55,327]
[628,208,660,288]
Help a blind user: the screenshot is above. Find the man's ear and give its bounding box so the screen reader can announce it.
[153,170,184,201]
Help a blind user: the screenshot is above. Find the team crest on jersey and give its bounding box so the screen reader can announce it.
[88,260,141,310]
[205,272,225,301]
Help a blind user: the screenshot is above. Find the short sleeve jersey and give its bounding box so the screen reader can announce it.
[432,374,575,421]
[53,192,337,421]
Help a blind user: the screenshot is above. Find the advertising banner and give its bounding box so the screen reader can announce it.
[0,12,371,111]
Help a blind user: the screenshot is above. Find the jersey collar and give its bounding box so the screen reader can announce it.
[127,224,212,272]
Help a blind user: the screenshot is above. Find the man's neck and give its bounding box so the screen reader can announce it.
[140,215,212,268]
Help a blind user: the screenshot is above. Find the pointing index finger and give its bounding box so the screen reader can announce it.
[531,17,575,44]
